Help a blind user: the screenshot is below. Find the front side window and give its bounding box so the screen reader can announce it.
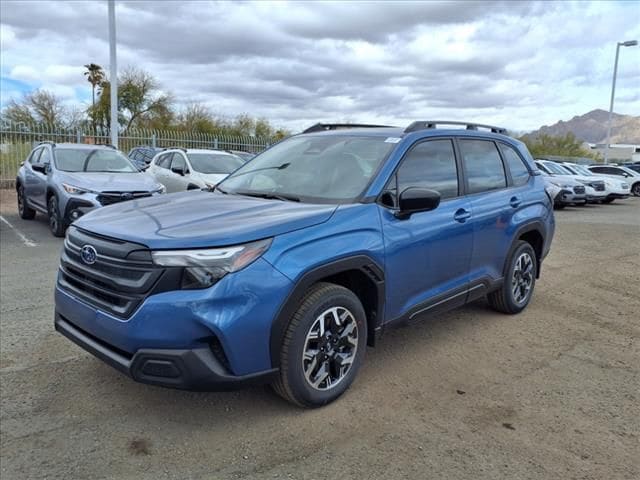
[54,148,138,173]
[39,148,52,165]
[170,153,187,172]
[395,139,459,199]
[156,153,172,169]
[219,135,395,203]
[28,148,43,165]
[540,161,569,175]
[187,153,244,174]
[500,144,530,187]
[459,140,506,194]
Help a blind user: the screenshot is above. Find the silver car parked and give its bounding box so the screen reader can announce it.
[16,142,165,237]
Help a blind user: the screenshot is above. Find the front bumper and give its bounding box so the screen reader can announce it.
[55,313,278,390]
[556,189,586,205]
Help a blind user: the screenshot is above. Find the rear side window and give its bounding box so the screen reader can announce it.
[396,139,459,199]
[459,140,506,194]
[500,144,530,187]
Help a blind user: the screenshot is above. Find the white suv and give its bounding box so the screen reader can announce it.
[588,165,640,197]
[148,148,245,193]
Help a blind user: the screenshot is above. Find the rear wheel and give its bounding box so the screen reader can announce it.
[631,183,640,197]
[17,184,36,219]
[47,195,65,237]
[272,283,367,407]
[488,241,537,314]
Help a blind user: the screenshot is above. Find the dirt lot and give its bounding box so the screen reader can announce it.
[1,189,638,480]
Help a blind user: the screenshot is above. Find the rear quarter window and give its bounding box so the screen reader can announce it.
[500,144,530,187]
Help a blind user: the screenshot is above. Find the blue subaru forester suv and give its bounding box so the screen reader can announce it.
[54,121,554,407]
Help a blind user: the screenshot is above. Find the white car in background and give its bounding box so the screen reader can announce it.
[535,161,588,207]
[588,164,640,197]
[147,148,245,193]
[559,162,630,202]
[536,159,613,203]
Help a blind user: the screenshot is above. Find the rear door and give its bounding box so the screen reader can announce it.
[379,138,473,322]
[148,153,172,190]
[458,138,518,284]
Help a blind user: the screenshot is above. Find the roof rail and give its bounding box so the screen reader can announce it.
[404,121,507,135]
[167,146,187,152]
[302,123,395,134]
[37,141,55,146]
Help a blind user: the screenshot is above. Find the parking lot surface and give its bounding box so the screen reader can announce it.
[1,189,638,480]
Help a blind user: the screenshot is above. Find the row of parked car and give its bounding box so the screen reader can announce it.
[15,139,640,238]
[536,159,640,209]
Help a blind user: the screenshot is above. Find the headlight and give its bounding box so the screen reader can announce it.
[550,181,571,188]
[151,238,273,289]
[62,183,90,194]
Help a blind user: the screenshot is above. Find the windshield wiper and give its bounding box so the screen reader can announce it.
[235,190,300,202]
[228,163,290,179]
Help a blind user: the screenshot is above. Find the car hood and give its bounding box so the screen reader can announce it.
[191,172,229,185]
[59,171,160,192]
[544,174,583,186]
[74,190,338,249]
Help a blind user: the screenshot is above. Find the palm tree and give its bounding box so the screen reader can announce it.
[84,63,104,130]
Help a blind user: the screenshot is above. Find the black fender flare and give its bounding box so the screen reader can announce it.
[269,255,385,368]
[506,220,546,279]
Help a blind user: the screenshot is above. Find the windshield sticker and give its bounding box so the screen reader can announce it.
[384,137,402,143]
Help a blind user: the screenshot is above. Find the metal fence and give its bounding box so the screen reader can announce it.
[0,123,278,187]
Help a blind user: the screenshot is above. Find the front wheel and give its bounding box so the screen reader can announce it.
[631,183,640,197]
[488,241,537,314]
[272,283,367,408]
[48,195,65,237]
[602,198,615,204]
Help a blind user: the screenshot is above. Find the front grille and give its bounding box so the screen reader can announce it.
[573,186,585,194]
[590,181,605,192]
[58,226,164,318]
[97,191,152,206]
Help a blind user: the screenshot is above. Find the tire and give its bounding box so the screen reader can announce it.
[272,282,367,408]
[488,241,537,314]
[602,198,614,204]
[17,184,36,220]
[47,195,65,237]
[631,183,640,197]
[553,203,565,210]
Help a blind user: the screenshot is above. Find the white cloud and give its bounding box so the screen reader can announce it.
[0,0,638,132]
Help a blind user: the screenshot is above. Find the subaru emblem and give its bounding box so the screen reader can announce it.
[81,245,98,265]
[120,192,134,201]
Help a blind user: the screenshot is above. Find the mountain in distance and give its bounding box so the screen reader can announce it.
[526,109,640,144]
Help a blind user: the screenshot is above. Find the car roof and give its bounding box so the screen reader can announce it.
[44,143,116,150]
[300,126,513,142]
[167,148,236,155]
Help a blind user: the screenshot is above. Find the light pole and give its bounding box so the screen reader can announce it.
[604,40,638,164]
[108,0,118,148]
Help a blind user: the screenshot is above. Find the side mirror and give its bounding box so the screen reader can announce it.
[396,187,441,219]
[171,166,185,176]
[32,163,49,174]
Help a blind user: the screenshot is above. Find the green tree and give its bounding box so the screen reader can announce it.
[119,67,172,131]
[2,89,69,126]
[520,133,597,159]
[84,63,105,129]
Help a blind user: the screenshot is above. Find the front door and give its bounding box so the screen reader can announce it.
[379,138,473,322]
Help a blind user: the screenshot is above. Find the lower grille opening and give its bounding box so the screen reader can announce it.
[62,273,129,308]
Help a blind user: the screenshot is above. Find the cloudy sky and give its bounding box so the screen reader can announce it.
[1,0,639,133]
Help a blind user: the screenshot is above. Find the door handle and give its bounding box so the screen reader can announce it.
[453,208,471,223]
[510,196,521,208]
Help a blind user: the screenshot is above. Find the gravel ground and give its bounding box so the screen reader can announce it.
[1,189,638,480]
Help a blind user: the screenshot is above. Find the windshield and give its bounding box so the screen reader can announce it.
[218,135,395,203]
[55,148,138,173]
[542,161,570,175]
[187,153,244,174]
[570,164,593,176]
